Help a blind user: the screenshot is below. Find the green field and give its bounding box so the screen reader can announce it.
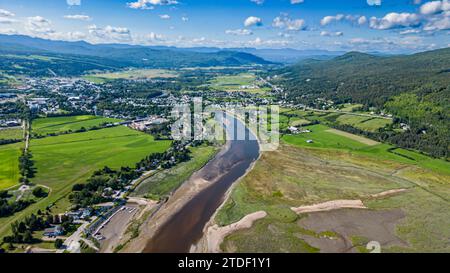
[0,128,23,140]
[280,108,392,133]
[335,114,392,132]
[0,125,171,238]
[209,73,269,93]
[283,124,370,150]
[32,115,121,135]
[83,69,178,83]
[132,145,219,199]
[0,143,22,190]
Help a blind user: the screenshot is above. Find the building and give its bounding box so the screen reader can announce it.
[43,225,64,237]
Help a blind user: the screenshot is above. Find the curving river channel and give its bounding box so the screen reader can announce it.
[144,112,260,253]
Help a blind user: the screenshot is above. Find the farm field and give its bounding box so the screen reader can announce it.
[0,125,171,238]
[281,108,392,133]
[83,69,178,83]
[132,145,219,200]
[215,125,450,253]
[0,128,23,140]
[32,115,121,135]
[209,73,269,93]
[0,142,22,190]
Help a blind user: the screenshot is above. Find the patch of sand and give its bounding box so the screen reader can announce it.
[370,189,407,199]
[204,211,267,253]
[291,200,367,214]
[326,129,379,146]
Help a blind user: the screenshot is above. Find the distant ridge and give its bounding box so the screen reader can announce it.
[0,34,272,70]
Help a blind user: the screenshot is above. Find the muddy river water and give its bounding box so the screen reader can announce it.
[144,113,260,253]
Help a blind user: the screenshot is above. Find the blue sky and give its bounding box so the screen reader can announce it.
[0,0,449,52]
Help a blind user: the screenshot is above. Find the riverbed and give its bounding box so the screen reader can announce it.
[143,112,260,253]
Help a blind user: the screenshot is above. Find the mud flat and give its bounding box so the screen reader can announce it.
[297,208,408,253]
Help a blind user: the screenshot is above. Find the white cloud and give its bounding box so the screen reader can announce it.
[320,14,344,25]
[26,16,55,35]
[358,16,368,25]
[64,14,91,21]
[244,16,263,27]
[320,31,343,37]
[0,17,16,24]
[250,0,264,5]
[181,16,189,22]
[420,0,450,15]
[159,14,171,19]
[273,15,306,31]
[225,29,253,35]
[88,25,132,42]
[67,0,81,6]
[367,0,381,6]
[291,0,305,4]
[127,0,178,9]
[247,37,290,47]
[369,12,421,29]
[423,16,450,31]
[400,29,421,34]
[0,9,15,17]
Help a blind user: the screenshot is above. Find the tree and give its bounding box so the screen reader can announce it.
[23,230,33,244]
[54,239,64,249]
[32,187,47,198]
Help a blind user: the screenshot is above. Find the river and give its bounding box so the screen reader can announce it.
[143,112,260,253]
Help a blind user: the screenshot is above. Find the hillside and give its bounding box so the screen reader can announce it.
[276,48,450,158]
[0,34,271,78]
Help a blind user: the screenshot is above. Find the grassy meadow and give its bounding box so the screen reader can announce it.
[216,121,450,253]
[0,124,171,239]
[132,145,219,199]
[83,69,178,83]
[0,143,22,190]
[32,115,121,135]
[209,73,269,94]
[0,128,23,140]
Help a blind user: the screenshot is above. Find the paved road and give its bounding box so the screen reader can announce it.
[63,221,90,253]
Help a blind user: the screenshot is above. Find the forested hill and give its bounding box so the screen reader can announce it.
[277,48,450,107]
[276,48,450,158]
[0,34,271,77]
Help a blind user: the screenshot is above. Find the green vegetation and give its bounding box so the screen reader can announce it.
[83,69,178,83]
[209,73,269,93]
[216,123,450,252]
[0,125,170,239]
[32,115,121,136]
[132,144,219,199]
[0,128,23,141]
[283,124,369,150]
[277,48,450,158]
[0,143,22,190]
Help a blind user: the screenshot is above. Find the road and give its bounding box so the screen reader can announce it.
[63,221,91,253]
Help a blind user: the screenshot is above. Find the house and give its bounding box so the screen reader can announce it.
[43,225,64,237]
[288,126,299,134]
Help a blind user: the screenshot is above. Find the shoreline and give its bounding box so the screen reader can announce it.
[121,112,262,253]
[120,139,233,253]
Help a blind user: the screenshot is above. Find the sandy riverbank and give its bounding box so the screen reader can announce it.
[120,141,233,253]
[196,211,267,253]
